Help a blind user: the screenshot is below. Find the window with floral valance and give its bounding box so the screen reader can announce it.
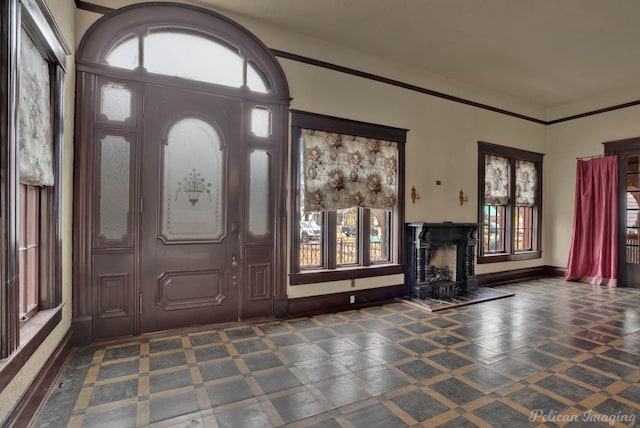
[478,142,543,263]
[515,160,537,206]
[1,0,67,383]
[484,155,510,205]
[19,26,54,187]
[484,156,537,207]
[302,129,398,212]
[291,111,407,284]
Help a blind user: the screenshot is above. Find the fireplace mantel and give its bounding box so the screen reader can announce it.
[405,222,479,300]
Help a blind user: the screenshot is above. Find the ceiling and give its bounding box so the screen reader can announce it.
[190,0,640,109]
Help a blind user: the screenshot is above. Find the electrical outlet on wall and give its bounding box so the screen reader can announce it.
[350,295,355,304]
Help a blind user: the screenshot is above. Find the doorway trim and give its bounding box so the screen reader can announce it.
[605,136,640,288]
[73,3,290,344]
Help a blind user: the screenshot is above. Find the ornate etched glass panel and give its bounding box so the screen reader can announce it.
[249,150,270,236]
[19,27,53,186]
[162,118,224,240]
[99,136,130,241]
[515,160,536,206]
[144,30,243,87]
[247,61,269,93]
[251,107,271,138]
[484,155,510,205]
[105,35,139,70]
[100,82,132,122]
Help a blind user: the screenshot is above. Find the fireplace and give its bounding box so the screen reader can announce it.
[405,223,479,300]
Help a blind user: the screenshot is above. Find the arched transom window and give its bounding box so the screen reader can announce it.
[104,29,270,93]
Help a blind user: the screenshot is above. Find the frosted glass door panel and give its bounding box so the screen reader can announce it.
[247,62,269,93]
[101,82,132,122]
[144,31,243,87]
[249,150,270,236]
[105,35,138,70]
[99,135,130,242]
[251,107,271,138]
[161,118,224,241]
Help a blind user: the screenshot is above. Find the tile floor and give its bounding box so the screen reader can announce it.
[34,278,640,427]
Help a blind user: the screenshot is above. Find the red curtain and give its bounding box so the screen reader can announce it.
[565,156,618,286]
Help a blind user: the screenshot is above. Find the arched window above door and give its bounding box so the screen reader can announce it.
[103,29,270,92]
[77,3,288,98]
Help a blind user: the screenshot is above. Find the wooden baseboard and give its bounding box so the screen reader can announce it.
[71,315,93,346]
[274,296,289,318]
[287,284,404,317]
[287,266,566,317]
[476,266,546,286]
[476,265,566,286]
[544,265,567,277]
[4,329,73,428]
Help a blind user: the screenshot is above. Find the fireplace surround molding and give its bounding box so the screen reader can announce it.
[405,222,479,300]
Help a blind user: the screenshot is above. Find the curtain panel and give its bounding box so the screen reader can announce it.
[515,160,536,206]
[565,156,618,286]
[302,129,398,212]
[18,27,54,186]
[484,155,510,205]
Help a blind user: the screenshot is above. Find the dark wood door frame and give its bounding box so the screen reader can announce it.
[72,4,291,345]
[73,74,290,343]
[605,136,640,288]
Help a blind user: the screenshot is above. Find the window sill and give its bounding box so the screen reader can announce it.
[0,304,63,394]
[477,251,542,264]
[290,264,404,285]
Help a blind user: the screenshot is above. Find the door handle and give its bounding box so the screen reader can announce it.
[231,254,238,267]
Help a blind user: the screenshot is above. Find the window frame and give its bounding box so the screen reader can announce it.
[477,141,543,263]
[0,0,67,385]
[290,110,406,285]
[18,184,42,321]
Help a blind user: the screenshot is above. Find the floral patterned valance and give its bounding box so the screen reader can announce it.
[484,155,510,205]
[19,27,54,186]
[516,160,537,206]
[302,129,398,211]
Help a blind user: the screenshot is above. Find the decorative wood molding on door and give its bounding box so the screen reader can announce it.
[156,270,227,310]
[73,3,290,343]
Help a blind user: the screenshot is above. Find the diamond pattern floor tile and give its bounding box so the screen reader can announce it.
[33,278,640,427]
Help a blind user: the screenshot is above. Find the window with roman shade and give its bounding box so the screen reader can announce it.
[1,0,68,390]
[301,129,399,212]
[478,142,543,263]
[291,111,406,284]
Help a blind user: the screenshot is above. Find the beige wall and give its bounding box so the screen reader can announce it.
[75,1,548,300]
[4,1,640,421]
[282,57,548,297]
[0,0,76,421]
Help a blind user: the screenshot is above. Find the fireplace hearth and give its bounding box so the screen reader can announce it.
[405,223,479,301]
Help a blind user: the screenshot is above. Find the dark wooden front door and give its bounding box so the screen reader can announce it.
[140,85,242,332]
